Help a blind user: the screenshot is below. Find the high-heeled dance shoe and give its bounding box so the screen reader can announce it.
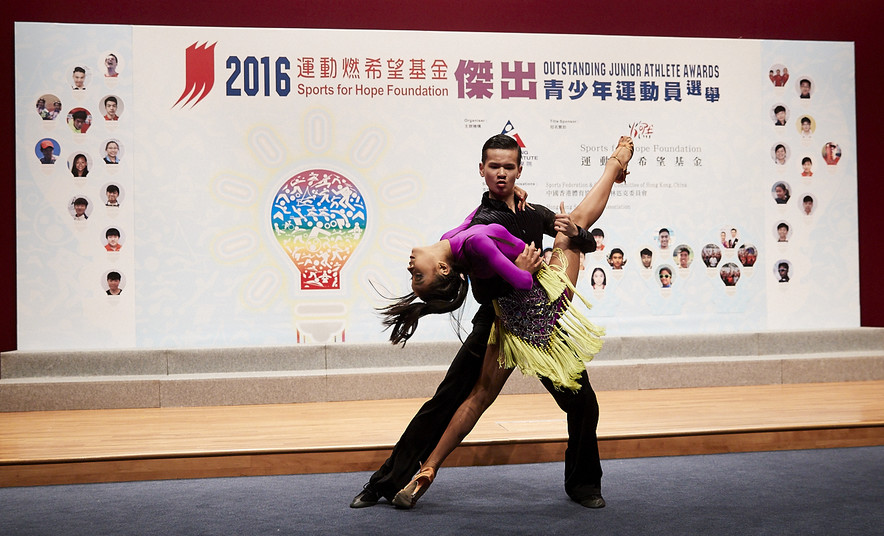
[392,466,436,509]
[609,135,634,183]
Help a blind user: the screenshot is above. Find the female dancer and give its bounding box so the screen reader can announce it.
[381,136,634,508]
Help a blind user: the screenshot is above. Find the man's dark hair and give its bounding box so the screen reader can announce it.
[481,134,521,166]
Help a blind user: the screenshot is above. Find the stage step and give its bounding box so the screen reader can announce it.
[1,382,882,487]
[1,328,882,411]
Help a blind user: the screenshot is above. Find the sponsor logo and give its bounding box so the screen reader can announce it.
[173,42,217,108]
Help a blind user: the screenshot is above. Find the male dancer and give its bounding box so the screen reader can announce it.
[351,134,606,508]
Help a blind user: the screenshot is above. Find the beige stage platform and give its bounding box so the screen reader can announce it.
[2,381,882,488]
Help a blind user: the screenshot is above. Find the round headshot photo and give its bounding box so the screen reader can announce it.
[103,270,126,296]
[36,138,60,164]
[591,228,606,251]
[69,153,91,178]
[607,248,626,270]
[71,65,90,90]
[772,143,789,166]
[772,181,791,204]
[768,64,790,87]
[772,104,788,126]
[67,107,92,134]
[673,245,693,269]
[797,115,815,137]
[801,194,815,216]
[103,52,121,78]
[737,244,758,267]
[798,77,813,99]
[775,260,791,283]
[102,139,123,164]
[101,95,123,121]
[36,94,62,120]
[103,227,124,252]
[822,142,841,165]
[658,265,674,288]
[701,243,722,268]
[775,221,791,243]
[103,183,123,207]
[69,196,92,221]
[656,227,672,250]
[719,262,741,287]
[801,156,814,177]
[590,267,607,290]
[639,247,654,270]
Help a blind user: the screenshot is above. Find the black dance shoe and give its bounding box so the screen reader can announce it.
[577,494,606,509]
[350,483,381,508]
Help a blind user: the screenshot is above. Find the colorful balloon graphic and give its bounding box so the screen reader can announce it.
[271,169,367,290]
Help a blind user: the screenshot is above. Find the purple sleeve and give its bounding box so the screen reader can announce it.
[441,207,479,241]
[463,234,534,290]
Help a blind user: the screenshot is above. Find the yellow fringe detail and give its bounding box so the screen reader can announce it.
[491,248,605,392]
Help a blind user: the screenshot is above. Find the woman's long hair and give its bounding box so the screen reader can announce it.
[378,266,470,346]
[71,154,88,177]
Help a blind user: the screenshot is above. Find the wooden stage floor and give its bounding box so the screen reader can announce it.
[2,381,883,487]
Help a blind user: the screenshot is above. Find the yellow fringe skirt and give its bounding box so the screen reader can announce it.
[489,248,604,391]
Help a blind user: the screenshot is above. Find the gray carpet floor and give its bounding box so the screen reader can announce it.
[2,446,882,535]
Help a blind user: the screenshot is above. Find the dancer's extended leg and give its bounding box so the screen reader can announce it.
[552,136,633,284]
[391,340,513,508]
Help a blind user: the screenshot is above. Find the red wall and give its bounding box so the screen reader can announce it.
[2,1,881,350]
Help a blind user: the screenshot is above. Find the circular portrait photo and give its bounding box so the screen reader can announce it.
[775,260,791,283]
[36,94,62,120]
[607,248,626,270]
[590,267,607,290]
[801,156,814,177]
[638,247,654,270]
[798,77,813,99]
[656,227,672,250]
[68,153,91,178]
[102,139,123,164]
[768,64,790,87]
[701,243,722,268]
[101,95,123,121]
[68,196,93,221]
[797,115,815,138]
[775,221,791,243]
[103,227,124,252]
[103,270,126,296]
[822,142,841,165]
[103,183,123,207]
[772,143,789,166]
[102,52,122,78]
[673,245,693,269]
[71,65,90,90]
[771,104,788,126]
[36,138,60,164]
[737,244,758,267]
[101,183,123,207]
[658,265,674,288]
[67,107,92,134]
[719,262,741,287]
[772,181,791,204]
[591,228,606,251]
[801,194,815,216]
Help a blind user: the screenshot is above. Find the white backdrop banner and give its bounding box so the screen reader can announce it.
[15,23,858,350]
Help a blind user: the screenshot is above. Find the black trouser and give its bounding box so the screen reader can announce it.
[367,304,602,501]
[541,369,603,501]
